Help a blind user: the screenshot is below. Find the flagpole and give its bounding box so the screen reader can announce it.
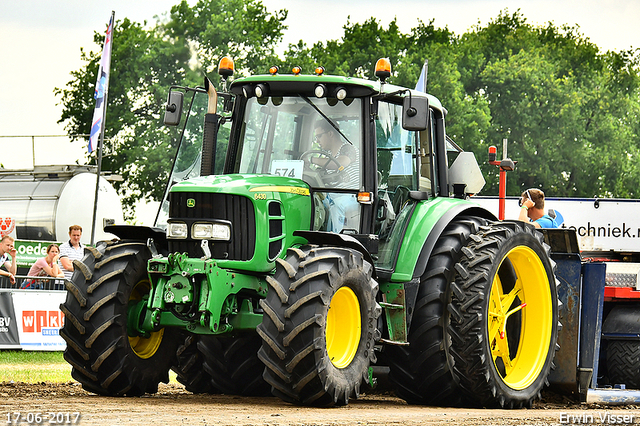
[91,10,115,245]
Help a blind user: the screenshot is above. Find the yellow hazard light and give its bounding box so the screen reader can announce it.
[315,66,325,76]
[269,66,279,75]
[357,192,373,204]
[292,66,302,75]
[375,58,391,82]
[218,56,234,78]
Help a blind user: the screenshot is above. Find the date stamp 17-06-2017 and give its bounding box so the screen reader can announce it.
[5,412,81,425]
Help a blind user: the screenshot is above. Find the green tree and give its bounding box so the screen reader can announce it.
[395,21,491,171]
[55,0,287,219]
[58,4,640,214]
[456,9,640,199]
[56,17,194,217]
[164,0,287,75]
[284,17,410,79]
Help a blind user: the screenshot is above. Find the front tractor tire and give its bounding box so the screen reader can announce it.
[447,220,560,408]
[257,246,381,406]
[60,240,178,396]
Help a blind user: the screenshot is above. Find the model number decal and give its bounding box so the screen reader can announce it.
[254,193,267,200]
[250,186,310,196]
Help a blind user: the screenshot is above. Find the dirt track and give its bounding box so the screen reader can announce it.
[2,382,640,426]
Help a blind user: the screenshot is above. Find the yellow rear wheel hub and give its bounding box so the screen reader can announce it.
[488,246,552,390]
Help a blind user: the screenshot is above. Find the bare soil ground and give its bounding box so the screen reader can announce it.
[3,382,640,426]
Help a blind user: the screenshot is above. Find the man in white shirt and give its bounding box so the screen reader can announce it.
[59,225,84,281]
[0,235,17,284]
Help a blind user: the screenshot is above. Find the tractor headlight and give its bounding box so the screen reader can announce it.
[167,222,188,239]
[192,222,231,241]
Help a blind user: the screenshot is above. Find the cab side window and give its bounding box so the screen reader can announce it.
[376,101,417,225]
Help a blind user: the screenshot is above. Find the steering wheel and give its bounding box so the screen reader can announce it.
[299,150,345,187]
[299,150,343,172]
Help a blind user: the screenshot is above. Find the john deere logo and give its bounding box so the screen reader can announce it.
[187,198,196,208]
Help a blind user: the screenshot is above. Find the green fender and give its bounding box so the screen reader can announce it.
[390,198,496,282]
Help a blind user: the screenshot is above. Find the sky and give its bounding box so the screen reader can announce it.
[1,0,639,222]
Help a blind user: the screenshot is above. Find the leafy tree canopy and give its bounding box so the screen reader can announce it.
[56,3,640,220]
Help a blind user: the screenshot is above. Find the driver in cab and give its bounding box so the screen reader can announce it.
[309,121,358,182]
[306,121,360,232]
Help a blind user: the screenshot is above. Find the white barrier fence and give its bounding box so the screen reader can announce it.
[0,289,66,351]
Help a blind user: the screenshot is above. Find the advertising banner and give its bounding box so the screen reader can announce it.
[11,290,67,350]
[0,217,16,239]
[0,291,20,348]
[471,197,640,253]
[14,240,61,269]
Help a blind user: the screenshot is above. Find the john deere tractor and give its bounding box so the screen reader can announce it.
[60,58,560,408]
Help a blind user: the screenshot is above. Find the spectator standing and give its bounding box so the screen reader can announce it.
[518,189,558,229]
[0,235,17,285]
[59,225,84,281]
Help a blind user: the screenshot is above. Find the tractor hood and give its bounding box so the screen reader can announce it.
[170,173,311,198]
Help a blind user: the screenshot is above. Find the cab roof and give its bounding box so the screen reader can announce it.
[229,73,444,113]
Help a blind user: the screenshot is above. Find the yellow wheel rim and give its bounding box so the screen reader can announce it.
[129,279,164,359]
[326,286,361,369]
[488,246,552,390]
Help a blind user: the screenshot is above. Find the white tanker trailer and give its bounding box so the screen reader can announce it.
[0,165,124,273]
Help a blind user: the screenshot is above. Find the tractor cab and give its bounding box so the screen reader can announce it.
[157,58,484,274]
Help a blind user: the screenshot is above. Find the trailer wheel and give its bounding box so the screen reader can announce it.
[447,221,559,408]
[257,246,381,406]
[607,341,640,389]
[387,217,484,406]
[59,240,178,396]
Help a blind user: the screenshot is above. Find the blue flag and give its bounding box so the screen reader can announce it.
[89,13,114,154]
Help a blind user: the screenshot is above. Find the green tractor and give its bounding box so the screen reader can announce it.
[60,58,560,408]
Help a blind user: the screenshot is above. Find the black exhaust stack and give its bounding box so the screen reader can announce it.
[201,77,219,177]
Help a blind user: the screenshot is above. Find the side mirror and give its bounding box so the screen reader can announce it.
[163,90,184,126]
[402,96,428,131]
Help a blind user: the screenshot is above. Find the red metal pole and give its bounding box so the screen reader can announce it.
[489,143,513,221]
[498,168,506,220]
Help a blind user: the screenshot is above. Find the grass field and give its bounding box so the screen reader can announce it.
[0,350,71,383]
[0,350,179,384]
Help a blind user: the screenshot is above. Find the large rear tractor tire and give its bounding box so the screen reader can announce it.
[447,220,560,408]
[60,240,179,396]
[257,246,381,406]
[387,217,484,406]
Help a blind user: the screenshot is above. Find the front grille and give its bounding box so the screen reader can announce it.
[169,192,256,261]
[267,201,284,260]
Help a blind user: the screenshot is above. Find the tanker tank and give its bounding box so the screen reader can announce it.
[0,165,124,243]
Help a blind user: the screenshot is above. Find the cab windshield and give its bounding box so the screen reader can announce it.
[235,96,363,191]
